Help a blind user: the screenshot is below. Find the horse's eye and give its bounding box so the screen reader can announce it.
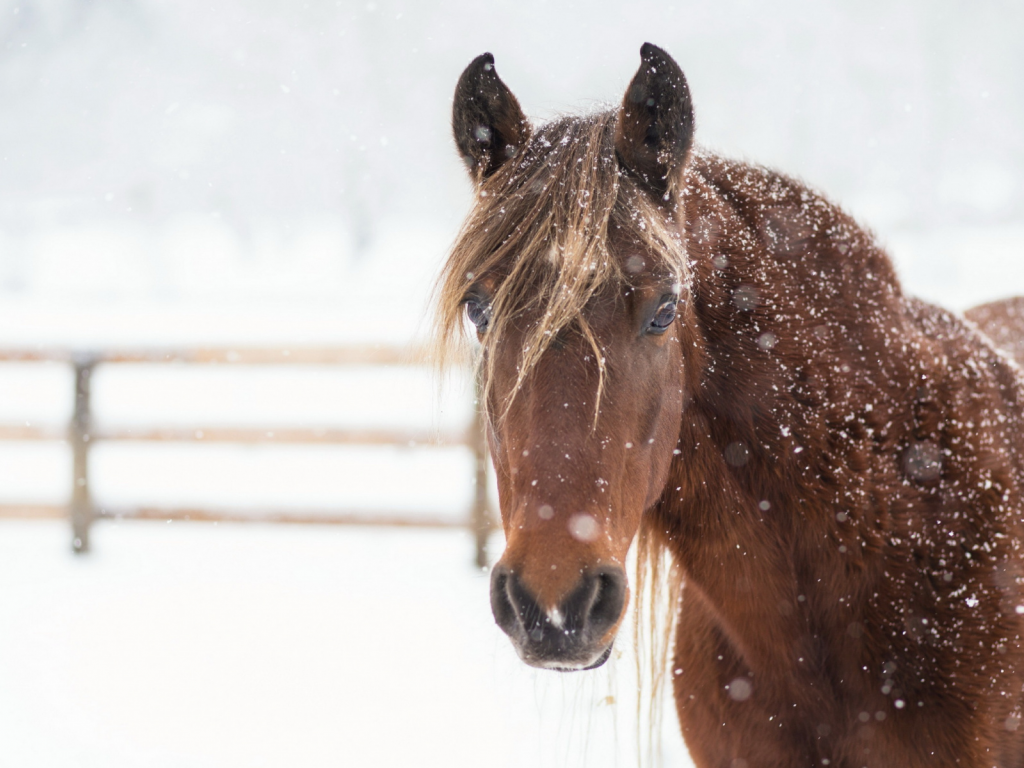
[648,298,678,334]
[465,298,491,333]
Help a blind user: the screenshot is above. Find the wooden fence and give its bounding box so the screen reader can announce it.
[0,346,494,567]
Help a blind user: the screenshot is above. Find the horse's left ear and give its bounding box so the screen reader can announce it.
[615,43,695,200]
[453,53,530,183]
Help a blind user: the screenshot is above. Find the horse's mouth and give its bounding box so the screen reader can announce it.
[558,644,613,672]
[518,642,614,673]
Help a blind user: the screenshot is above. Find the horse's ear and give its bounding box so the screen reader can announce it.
[453,53,530,183]
[615,43,694,200]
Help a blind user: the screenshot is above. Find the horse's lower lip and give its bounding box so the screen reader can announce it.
[523,644,613,673]
[568,644,613,672]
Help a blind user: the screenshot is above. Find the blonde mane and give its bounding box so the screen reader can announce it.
[433,111,687,421]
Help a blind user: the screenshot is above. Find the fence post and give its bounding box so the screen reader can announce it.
[70,354,97,554]
[470,372,492,569]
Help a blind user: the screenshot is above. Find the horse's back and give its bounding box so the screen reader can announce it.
[966,296,1024,368]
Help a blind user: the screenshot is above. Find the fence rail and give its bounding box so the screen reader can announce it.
[0,345,430,365]
[0,424,468,446]
[0,345,494,566]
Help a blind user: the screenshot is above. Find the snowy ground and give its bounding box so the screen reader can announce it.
[0,521,692,768]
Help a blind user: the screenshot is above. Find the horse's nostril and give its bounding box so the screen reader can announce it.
[583,567,627,637]
[490,563,626,662]
[489,573,512,630]
[489,566,518,634]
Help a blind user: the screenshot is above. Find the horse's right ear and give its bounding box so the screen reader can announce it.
[452,53,530,183]
[615,43,694,200]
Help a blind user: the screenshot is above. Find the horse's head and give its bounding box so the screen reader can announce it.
[438,45,696,671]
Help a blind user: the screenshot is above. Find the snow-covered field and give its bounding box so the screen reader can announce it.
[0,521,694,768]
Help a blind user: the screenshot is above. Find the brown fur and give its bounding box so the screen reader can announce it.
[663,155,1024,766]
[441,45,1024,766]
[968,297,1024,368]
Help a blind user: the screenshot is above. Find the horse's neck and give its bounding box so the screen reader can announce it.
[664,154,909,675]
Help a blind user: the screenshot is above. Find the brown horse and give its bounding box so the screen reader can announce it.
[436,44,1024,766]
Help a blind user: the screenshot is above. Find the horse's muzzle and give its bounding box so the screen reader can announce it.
[489,564,626,671]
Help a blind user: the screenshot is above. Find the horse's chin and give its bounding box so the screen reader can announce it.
[519,643,613,673]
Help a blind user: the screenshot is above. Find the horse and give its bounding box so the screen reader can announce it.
[435,43,1024,766]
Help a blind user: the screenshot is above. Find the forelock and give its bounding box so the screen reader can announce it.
[433,110,687,419]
